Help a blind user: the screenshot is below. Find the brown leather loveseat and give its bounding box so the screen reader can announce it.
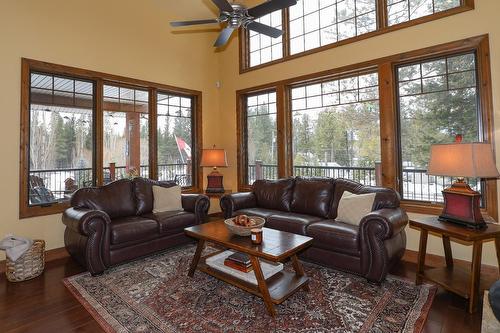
[220,177,408,283]
[63,177,210,275]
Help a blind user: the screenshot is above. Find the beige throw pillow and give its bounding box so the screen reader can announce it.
[152,185,183,213]
[336,191,376,226]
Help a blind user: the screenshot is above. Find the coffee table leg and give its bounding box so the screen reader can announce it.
[249,255,276,317]
[188,239,205,277]
[291,254,309,291]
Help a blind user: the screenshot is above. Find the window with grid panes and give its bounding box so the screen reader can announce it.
[245,91,278,184]
[291,72,381,184]
[387,0,461,26]
[397,52,483,203]
[248,10,284,67]
[288,0,377,55]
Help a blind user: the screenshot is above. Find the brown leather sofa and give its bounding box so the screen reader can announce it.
[63,178,210,275]
[220,177,408,283]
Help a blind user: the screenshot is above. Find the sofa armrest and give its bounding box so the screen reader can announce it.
[359,207,408,282]
[181,194,210,223]
[359,208,408,240]
[220,192,257,219]
[62,207,111,275]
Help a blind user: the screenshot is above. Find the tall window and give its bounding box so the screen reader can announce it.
[291,72,380,185]
[245,91,278,184]
[249,10,283,67]
[103,85,149,182]
[28,72,94,206]
[289,0,377,54]
[157,92,194,186]
[397,52,481,202]
[387,0,461,26]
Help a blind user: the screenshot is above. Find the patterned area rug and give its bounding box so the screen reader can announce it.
[64,244,436,333]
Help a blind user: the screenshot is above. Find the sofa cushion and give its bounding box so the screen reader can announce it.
[133,178,178,215]
[267,213,323,235]
[110,216,159,245]
[152,185,182,213]
[71,179,136,219]
[143,211,196,234]
[307,220,360,256]
[290,177,334,217]
[329,178,400,219]
[234,208,283,219]
[252,178,295,212]
[336,191,376,226]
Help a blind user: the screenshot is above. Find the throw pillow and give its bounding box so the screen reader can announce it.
[336,191,376,226]
[152,185,183,213]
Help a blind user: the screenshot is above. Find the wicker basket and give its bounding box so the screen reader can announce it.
[5,239,45,282]
[224,217,265,236]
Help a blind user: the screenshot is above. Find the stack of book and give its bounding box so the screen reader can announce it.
[224,252,253,273]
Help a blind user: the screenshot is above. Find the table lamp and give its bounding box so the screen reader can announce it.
[200,145,228,193]
[427,136,499,229]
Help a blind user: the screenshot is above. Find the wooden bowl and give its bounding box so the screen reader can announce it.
[224,216,265,236]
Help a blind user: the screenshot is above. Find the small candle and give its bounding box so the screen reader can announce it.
[251,228,262,245]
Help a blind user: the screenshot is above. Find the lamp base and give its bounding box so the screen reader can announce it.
[439,179,487,229]
[206,170,225,193]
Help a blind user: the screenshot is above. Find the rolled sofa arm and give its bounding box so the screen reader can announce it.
[62,207,111,275]
[220,192,257,219]
[359,207,408,283]
[182,194,210,223]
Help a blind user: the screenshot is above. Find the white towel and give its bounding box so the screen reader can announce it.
[0,234,34,262]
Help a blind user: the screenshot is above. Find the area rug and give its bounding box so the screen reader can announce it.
[63,244,436,333]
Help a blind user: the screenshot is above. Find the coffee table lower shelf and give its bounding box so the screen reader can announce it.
[197,259,309,305]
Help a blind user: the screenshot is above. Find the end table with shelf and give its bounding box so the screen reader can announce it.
[410,215,500,313]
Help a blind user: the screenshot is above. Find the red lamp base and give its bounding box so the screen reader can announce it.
[205,170,225,193]
[439,180,486,229]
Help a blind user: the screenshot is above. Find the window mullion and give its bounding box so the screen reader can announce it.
[149,87,158,180]
[95,78,104,186]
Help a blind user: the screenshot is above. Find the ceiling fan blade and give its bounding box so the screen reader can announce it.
[211,0,234,13]
[214,27,235,47]
[246,21,284,38]
[248,0,297,19]
[170,19,219,27]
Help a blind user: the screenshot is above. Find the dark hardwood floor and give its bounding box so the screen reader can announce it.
[0,254,494,332]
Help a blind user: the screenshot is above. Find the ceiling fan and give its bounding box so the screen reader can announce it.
[170,0,297,47]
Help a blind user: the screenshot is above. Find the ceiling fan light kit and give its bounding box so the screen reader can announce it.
[170,0,298,47]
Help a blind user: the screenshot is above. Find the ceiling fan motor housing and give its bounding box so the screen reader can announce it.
[227,4,252,29]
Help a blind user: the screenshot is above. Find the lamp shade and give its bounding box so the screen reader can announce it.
[427,142,499,178]
[200,148,228,167]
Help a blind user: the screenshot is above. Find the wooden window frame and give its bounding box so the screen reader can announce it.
[20,58,203,219]
[236,34,497,220]
[239,0,475,73]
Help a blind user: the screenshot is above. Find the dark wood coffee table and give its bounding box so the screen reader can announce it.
[184,220,313,316]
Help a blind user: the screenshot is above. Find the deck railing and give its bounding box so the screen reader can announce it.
[29,163,190,204]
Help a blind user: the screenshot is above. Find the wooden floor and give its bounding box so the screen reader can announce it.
[0,254,495,333]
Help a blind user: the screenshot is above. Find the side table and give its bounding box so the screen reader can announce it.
[410,215,500,313]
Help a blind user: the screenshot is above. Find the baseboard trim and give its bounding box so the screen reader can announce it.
[0,247,70,274]
[402,249,499,276]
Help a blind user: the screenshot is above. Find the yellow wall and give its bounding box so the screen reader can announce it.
[1,0,499,267]
[216,0,500,266]
[0,0,221,260]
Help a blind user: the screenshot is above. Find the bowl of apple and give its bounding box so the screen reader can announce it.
[224,215,265,236]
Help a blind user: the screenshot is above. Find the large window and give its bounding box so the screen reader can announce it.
[103,85,149,182]
[397,52,481,203]
[289,0,377,54]
[245,91,278,184]
[237,35,496,218]
[291,72,380,185]
[157,92,194,186]
[20,59,202,218]
[242,0,470,71]
[28,72,95,207]
[249,10,283,67]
